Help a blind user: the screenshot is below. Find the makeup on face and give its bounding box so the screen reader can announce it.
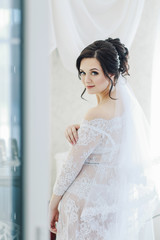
[80,58,110,93]
[86,85,95,88]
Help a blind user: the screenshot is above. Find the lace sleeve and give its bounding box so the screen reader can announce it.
[53,123,103,196]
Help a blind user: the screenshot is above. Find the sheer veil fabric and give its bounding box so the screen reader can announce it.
[80,75,160,239]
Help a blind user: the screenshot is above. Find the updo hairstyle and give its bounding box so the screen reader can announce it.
[76,37,130,100]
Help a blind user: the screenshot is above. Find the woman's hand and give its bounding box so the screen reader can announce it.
[65,124,80,145]
[49,206,59,234]
[49,194,62,234]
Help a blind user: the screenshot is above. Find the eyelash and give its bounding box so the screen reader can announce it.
[79,71,98,76]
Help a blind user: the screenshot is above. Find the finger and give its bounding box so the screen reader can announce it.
[50,215,56,228]
[71,126,78,141]
[50,223,57,234]
[69,127,77,144]
[50,218,58,233]
[66,128,76,144]
[50,227,57,234]
[50,220,55,228]
[65,124,80,144]
[74,124,80,130]
[65,130,74,144]
[65,126,74,143]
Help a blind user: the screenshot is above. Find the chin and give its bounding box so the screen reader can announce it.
[87,91,96,94]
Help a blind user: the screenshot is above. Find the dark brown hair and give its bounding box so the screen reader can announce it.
[76,37,130,100]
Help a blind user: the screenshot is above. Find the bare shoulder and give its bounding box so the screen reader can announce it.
[83,98,119,121]
[84,106,110,121]
[84,107,98,121]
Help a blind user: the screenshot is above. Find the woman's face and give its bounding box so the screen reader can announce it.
[79,58,112,94]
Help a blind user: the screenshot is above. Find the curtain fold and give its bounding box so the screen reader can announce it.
[49,0,145,73]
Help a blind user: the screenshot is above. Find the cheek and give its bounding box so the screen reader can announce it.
[95,76,109,89]
[82,79,86,86]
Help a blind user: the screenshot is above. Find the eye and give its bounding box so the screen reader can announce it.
[79,71,85,79]
[91,71,98,75]
[79,71,85,76]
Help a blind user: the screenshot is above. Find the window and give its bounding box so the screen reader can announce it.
[0,1,23,239]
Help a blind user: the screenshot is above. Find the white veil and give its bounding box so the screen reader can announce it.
[80,75,160,239]
[114,75,160,238]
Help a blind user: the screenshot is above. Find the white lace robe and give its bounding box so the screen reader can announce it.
[53,116,156,240]
[53,116,127,239]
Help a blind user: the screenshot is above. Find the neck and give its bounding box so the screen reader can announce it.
[96,86,116,106]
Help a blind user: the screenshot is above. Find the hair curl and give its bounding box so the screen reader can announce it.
[76,37,130,100]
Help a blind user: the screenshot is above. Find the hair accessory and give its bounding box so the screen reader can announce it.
[117,53,120,69]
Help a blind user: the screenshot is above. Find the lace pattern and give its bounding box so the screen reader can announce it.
[53,116,157,239]
[53,120,104,196]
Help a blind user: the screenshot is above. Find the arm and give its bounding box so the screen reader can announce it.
[49,123,102,233]
[53,123,102,196]
[49,110,102,233]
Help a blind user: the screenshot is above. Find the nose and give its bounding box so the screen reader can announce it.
[84,73,92,83]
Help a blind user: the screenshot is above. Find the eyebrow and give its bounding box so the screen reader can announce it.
[80,68,100,71]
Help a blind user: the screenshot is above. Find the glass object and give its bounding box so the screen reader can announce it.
[0,0,22,239]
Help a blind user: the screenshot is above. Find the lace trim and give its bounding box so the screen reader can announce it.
[81,114,124,132]
[82,114,124,123]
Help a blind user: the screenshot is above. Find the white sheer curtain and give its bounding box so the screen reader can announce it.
[151,14,160,160]
[49,0,145,73]
[150,14,160,239]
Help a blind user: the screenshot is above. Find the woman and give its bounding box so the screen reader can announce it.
[49,38,159,239]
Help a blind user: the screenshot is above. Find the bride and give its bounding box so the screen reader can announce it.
[49,38,159,239]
